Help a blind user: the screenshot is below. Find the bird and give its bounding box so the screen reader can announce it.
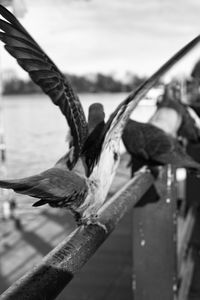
[122,118,200,212]
[88,103,105,134]
[82,103,106,176]
[122,119,200,176]
[156,83,200,143]
[0,102,105,224]
[0,5,199,227]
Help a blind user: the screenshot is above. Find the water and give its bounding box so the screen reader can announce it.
[2,93,156,178]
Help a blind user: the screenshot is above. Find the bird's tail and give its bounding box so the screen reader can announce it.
[178,158,200,178]
[135,185,160,207]
[0,179,48,207]
[188,168,200,178]
[0,177,38,195]
[0,179,26,191]
[180,156,200,172]
[32,199,47,207]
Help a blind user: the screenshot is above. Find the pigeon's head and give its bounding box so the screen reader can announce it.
[159,82,200,142]
[157,82,182,112]
[88,103,105,134]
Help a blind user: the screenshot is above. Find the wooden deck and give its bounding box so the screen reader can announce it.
[0,154,132,299]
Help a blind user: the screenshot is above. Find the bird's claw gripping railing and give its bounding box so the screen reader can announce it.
[0,163,196,300]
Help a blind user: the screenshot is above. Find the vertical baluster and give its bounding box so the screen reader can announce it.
[132,165,177,300]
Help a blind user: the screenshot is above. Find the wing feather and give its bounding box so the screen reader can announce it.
[0,5,88,168]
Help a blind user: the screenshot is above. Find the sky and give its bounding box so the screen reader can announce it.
[0,0,200,80]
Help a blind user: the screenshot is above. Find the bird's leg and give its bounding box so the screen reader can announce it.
[126,156,132,168]
[68,146,75,162]
[149,166,160,178]
[80,213,108,233]
[131,164,134,178]
[71,210,82,226]
[133,165,149,177]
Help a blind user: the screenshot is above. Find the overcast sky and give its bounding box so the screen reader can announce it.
[1,0,200,80]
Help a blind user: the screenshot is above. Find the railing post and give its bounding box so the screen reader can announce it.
[132,165,177,300]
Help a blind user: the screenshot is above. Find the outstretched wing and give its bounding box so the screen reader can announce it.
[92,35,200,169]
[0,5,88,169]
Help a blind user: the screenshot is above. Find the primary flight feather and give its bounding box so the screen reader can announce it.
[0,4,88,169]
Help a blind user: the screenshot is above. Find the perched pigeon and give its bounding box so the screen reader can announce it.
[122,119,200,174]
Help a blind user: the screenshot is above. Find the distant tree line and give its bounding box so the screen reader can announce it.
[2,72,149,95]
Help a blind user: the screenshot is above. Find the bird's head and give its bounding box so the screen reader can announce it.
[158,82,200,143]
[88,103,105,134]
[157,82,182,112]
[80,103,106,177]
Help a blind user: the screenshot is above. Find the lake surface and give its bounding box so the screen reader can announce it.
[1,93,156,178]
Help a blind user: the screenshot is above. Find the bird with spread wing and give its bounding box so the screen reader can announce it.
[0,5,199,228]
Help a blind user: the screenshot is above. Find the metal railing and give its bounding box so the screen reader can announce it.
[0,165,196,300]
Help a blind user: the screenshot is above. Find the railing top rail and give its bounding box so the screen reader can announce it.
[0,169,154,300]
